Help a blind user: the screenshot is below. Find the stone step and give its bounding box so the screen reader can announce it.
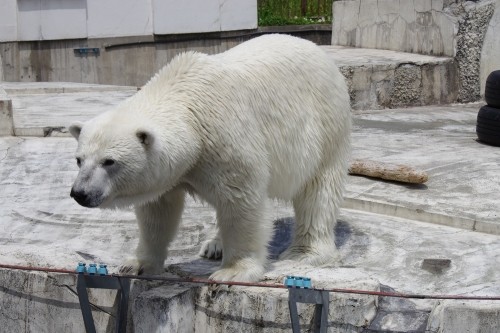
[322,46,458,110]
[0,81,137,95]
[0,82,137,137]
[330,0,499,105]
[2,50,459,137]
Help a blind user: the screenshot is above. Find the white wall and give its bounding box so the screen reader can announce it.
[153,0,221,34]
[17,0,87,41]
[87,0,154,38]
[220,0,258,31]
[0,1,17,42]
[153,0,257,34]
[0,0,257,42]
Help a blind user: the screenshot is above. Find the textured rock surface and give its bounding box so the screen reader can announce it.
[480,0,500,94]
[367,286,431,332]
[455,0,495,102]
[0,269,115,333]
[427,301,500,333]
[133,284,196,333]
[0,87,13,136]
[332,0,497,104]
[322,46,458,109]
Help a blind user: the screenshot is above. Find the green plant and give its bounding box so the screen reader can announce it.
[258,0,332,26]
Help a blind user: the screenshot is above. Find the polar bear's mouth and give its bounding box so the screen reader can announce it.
[99,189,167,209]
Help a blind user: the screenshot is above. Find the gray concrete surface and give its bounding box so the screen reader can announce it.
[0,83,499,332]
[11,90,137,137]
[349,103,500,235]
[2,82,137,136]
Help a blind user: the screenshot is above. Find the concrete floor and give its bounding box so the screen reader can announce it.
[0,83,499,332]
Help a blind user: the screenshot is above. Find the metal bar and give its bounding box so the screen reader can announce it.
[288,288,329,333]
[83,275,122,289]
[76,274,131,333]
[0,264,498,301]
[288,292,301,333]
[77,275,97,333]
[312,303,323,332]
[320,291,329,333]
[116,277,131,333]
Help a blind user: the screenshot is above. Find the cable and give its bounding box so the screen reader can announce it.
[1,263,499,301]
[0,263,75,275]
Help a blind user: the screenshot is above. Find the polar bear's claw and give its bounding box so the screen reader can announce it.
[199,238,223,260]
[119,263,141,275]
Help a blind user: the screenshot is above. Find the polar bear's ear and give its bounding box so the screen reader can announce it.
[136,129,154,146]
[69,122,84,140]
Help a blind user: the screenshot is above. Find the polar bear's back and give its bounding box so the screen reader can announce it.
[219,34,330,66]
[210,35,351,199]
[140,34,350,201]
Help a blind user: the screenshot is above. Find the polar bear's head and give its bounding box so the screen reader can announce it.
[69,109,199,209]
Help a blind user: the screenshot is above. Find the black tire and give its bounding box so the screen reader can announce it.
[477,115,500,128]
[485,70,500,108]
[477,121,500,132]
[476,105,500,146]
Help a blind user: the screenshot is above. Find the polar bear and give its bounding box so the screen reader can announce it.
[69,34,351,282]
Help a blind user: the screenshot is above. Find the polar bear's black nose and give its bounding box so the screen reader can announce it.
[70,188,92,207]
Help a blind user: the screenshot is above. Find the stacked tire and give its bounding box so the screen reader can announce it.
[477,70,500,146]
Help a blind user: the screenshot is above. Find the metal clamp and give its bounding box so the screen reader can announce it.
[76,263,130,333]
[73,48,100,56]
[286,276,329,333]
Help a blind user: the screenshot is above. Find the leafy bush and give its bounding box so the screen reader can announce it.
[258,0,332,26]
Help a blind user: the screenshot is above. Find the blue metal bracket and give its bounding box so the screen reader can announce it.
[285,276,329,333]
[76,263,130,333]
[285,276,312,289]
[74,48,100,56]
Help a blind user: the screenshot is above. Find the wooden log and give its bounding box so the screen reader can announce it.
[349,159,428,184]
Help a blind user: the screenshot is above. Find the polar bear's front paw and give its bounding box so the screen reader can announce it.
[279,245,340,266]
[209,258,264,282]
[199,237,223,260]
[119,258,164,275]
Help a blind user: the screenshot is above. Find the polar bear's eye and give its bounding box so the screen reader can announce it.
[102,159,115,167]
[76,158,81,167]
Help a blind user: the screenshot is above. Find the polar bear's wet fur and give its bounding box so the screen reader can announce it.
[69,35,351,282]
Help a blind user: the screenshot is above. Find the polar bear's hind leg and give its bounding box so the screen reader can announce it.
[280,165,345,265]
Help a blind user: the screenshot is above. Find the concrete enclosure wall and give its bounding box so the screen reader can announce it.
[332,0,497,102]
[0,36,244,86]
[0,0,257,42]
[332,0,459,56]
[0,27,332,86]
